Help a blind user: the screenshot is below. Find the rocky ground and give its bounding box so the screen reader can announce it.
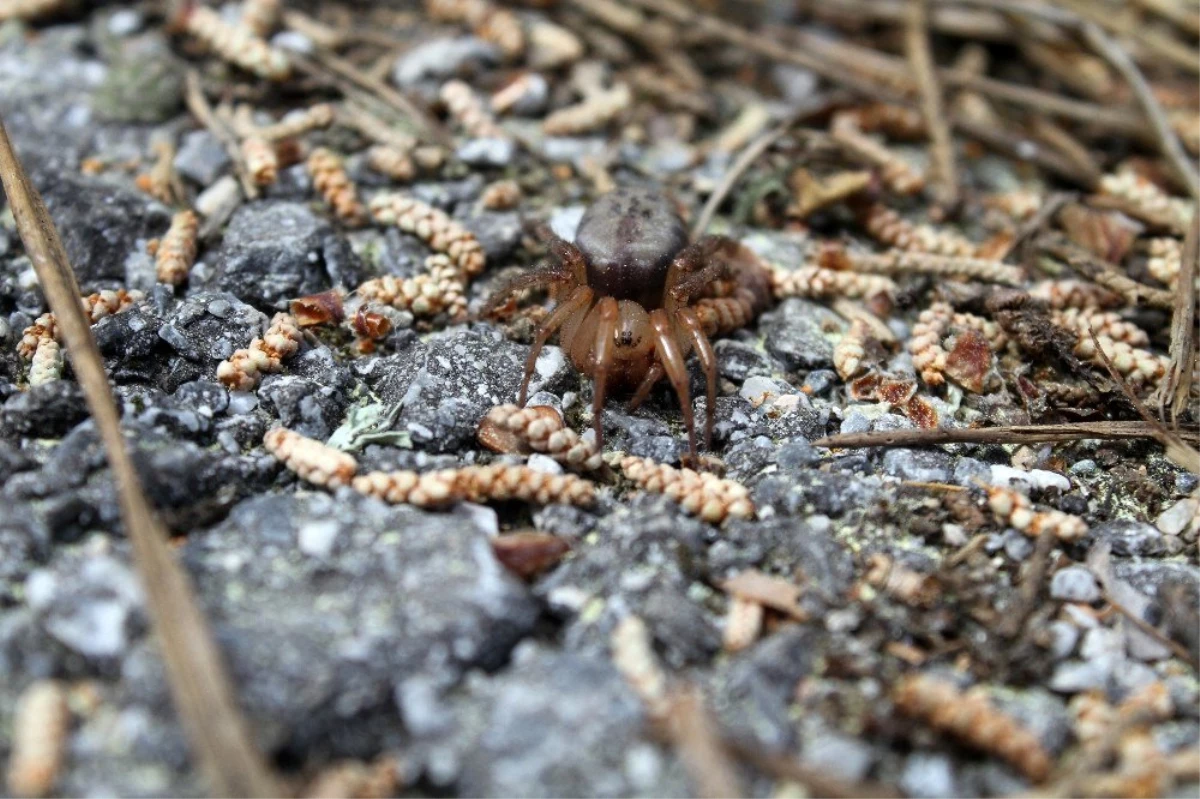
[1,2,1198,798]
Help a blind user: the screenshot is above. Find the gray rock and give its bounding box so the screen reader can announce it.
[36,173,171,289]
[709,626,819,752]
[390,327,565,453]
[392,37,500,86]
[26,542,145,661]
[92,34,183,123]
[900,753,958,799]
[714,338,775,381]
[257,375,348,441]
[2,382,89,438]
[758,298,841,372]
[456,137,516,167]
[1090,519,1166,557]
[1050,566,1101,603]
[452,646,680,797]
[178,491,539,756]
[883,449,953,483]
[174,130,232,186]
[158,291,268,364]
[205,202,362,308]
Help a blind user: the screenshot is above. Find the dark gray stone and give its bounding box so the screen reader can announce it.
[158,291,268,364]
[176,491,540,757]
[758,298,841,372]
[883,448,953,483]
[205,202,362,309]
[1090,520,1166,557]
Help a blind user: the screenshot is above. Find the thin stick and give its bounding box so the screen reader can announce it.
[1080,21,1200,199]
[1161,206,1198,423]
[1059,0,1200,75]
[302,48,449,146]
[183,70,257,200]
[663,689,745,799]
[998,529,1055,639]
[1038,234,1175,309]
[690,104,828,239]
[811,421,1198,449]
[1106,596,1199,669]
[0,118,281,798]
[906,0,958,208]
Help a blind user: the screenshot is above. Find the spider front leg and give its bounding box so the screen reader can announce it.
[589,298,619,449]
[518,286,593,405]
[676,308,717,450]
[649,309,699,463]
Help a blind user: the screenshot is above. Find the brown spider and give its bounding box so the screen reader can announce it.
[484,187,771,462]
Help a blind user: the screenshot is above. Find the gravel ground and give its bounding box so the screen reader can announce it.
[1,3,1198,797]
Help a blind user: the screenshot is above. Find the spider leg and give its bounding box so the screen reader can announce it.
[519,286,594,405]
[480,261,574,318]
[629,362,665,410]
[590,298,619,450]
[663,235,740,314]
[677,308,717,450]
[649,309,698,463]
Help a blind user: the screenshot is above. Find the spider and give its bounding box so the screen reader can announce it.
[484,187,771,463]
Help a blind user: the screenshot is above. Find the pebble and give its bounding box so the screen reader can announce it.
[1050,566,1101,603]
[1156,498,1198,536]
[456,137,516,167]
[392,37,499,86]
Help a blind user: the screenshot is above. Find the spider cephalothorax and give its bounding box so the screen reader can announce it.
[484,187,771,462]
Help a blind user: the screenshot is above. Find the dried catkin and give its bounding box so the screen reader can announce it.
[19,290,144,360]
[307,148,366,226]
[28,337,63,387]
[830,113,925,196]
[355,254,468,319]
[892,674,1051,783]
[769,265,897,302]
[1146,237,1182,287]
[986,485,1088,541]
[239,0,280,37]
[366,145,416,182]
[610,615,670,720]
[692,290,763,337]
[542,83,632,136]
[439,80,506,139]
[479,404,603,472]
[180,5,290,80]
[5,680,70,798]
[856,203,976,257]
[853,250,1024,285]
[491,73,547,115]
[263,427,357,488]
[620,456,754,524]
[1099,169,1194,231]
[481,179,521,210]
[353,464,596,508]
[241,135,278,186]
[909,302,953,386]
[217,312,303,391]
[834,318,871,380]
[1072,334,1168,388]
[984,190,1043,222]
[722,596,765,653]
[458,463,596,506]
[254,103,335,141]
[1029,279,1122,310]
[863,554,937,608]
[1052,308,1149,347]
[368,193,486,277]
[842,103,927,139]
[425,0,524,59]
[351,469,463,508]
[156,210,199,286]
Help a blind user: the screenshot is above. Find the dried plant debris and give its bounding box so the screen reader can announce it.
[3,0,1200,796]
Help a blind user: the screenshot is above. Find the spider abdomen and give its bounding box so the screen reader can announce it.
[573,187,689,309]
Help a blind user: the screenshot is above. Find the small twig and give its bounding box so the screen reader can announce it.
[906,0,958,208]
[998,529,1055,639]
[1079,21,1200,199]
[183,70,257,199]
[691,105,824,239]
[1003,191,1073,261]
[292,49,449,146]
[1160,206,1198,424]
[1039,234,1175,309]
[812,421,1199,449]
[663,689,745,799]
[1106,596,1199,670]
[0,117,280,798]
